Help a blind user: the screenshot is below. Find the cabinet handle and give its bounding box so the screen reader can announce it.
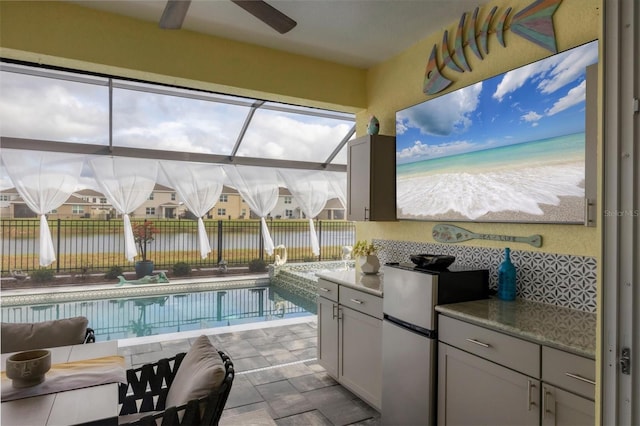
[332,304,338,320]
[543,387,553,417]
[364,207,369,221]
[465,338,490,348]
[350,298,363,304]
[565,372,596,385]
[319,287,330,292]
[527,380,537,411]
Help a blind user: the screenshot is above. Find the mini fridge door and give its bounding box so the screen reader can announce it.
[381,320,436,425]
[383,266,438,331]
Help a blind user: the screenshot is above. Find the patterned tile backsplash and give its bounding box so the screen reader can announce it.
[374,239,597,313]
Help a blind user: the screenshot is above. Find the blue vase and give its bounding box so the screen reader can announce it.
[497,248,516,301]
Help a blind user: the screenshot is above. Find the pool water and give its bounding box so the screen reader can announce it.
[1,285,316,341]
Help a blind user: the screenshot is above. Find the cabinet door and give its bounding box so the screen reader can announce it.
[542,384,595,426]
[438,343,540,426]
[347,134,396,221]
[317,296,339,378]
[339,305,382,410]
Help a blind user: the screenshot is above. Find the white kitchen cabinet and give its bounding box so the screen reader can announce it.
[438,342,540,426]
[347,134,396,221]
[542,384,595,426]
[437,314,595,426]
[316,278,382,410]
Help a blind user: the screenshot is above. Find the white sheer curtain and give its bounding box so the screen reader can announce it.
[89,156,158,262]
[224,165,280,255]
[326,171,347,209]
[160,161,225,259]
[278,169,330,255]
[0,150,85,266]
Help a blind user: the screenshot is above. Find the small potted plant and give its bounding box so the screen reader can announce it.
[352,240,380,274]
[133,220,158,278]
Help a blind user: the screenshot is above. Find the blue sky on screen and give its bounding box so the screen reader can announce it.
[396,40,599,165]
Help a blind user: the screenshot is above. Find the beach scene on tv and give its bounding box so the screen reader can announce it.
[396,40,598,223]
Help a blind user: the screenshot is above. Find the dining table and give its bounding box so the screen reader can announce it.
[1,341,123,426]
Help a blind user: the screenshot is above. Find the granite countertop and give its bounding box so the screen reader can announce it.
[435,298,596,359]
[315,269,383,296]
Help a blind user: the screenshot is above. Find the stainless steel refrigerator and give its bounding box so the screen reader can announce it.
[381,263,488,425]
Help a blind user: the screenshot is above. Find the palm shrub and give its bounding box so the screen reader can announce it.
[248,258,267,272]
[30,268,55,283]
[172,262,192,276]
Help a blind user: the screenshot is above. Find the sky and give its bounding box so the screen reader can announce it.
[396,40,599,165]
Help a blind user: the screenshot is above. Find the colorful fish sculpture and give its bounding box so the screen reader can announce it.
[424,0,563,95]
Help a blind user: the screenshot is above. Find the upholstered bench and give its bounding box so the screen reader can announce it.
[1,316,95,353]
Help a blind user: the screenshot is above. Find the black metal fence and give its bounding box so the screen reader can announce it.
[1,218,355,274]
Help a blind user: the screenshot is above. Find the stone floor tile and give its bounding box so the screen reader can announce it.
[275,409,333,426]
[267,393,315,419]
[347,416,382,426]
[221,401,277,422]
[222,339,261,359]
[220,408,277,426]
[159,338,191,354]
[254,342,291,357]
[130,348,180,367]
[291,346,317,360]
[247,335,280,347]
[225,375,266,409]
[288,372,337,393]
[316,397,379,426]
[255,379,300,402]
[244,367,288,387]
[293,328,319,339]
[118,342,162,356]
[264,351,300,366]
[303,384,358,407]
[277,362,317,379]
[233,355,272,372]
[281,336,317,351]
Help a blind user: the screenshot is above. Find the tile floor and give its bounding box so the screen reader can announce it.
[117,319,381,426]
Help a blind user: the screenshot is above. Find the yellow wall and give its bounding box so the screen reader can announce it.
[357,0,601,257]
[0,1,367,113]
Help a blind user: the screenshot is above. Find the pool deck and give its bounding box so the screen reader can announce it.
[1,277,381,425]
[120,318,380,426]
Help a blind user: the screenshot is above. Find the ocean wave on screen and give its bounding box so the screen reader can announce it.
[396,163,585,220]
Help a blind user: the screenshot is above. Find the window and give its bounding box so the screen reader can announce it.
[217,208,226,216]
[241,209,246,216]
[100,198,107,204]
[219,195,228,202]
[148,193,154,200]
[146,207,155,215]
[0,195,9,201]
[72,205,84,214]
[285,209,293,218]
[171,193,176,201]
[284,196,292,204]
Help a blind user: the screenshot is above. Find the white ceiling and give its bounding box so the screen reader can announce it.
[71,0,481,68]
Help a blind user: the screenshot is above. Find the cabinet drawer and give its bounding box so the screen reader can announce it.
[438,315,540,378]
[340,286,382,319]
[317,279,339,302]
[542,346,595,400]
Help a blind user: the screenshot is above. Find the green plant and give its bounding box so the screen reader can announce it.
[303,256,316,262]
[172,261,192,276]
[104,266,124,279]
[248,258,267,272]
[30,268,55,283]
[352,240,377,257]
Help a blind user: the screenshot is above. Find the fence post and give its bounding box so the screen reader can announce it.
[317,219,322,261]
[217,220,223,264]
[259,220,264,261]
[56,218,61,273]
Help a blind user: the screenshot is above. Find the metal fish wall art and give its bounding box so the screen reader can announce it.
[424,0,563,95]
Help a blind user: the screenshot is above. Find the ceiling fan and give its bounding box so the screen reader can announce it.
[159,0,297,34]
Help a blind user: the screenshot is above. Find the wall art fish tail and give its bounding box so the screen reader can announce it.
[423,0,563,95]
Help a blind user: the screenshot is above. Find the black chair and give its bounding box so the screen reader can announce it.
[118,350,234,426]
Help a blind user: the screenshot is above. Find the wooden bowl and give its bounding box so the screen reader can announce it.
[5,349,51,388]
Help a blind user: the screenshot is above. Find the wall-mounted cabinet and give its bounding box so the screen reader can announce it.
[347,134,396,221]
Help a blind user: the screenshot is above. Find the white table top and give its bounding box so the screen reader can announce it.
[1,341,119,426]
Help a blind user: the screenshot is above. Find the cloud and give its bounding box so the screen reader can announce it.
[545,80,587,116]
[521,111,543,122]
[396,139,476,162]
[397,82,483,137]
[493,41,598,102]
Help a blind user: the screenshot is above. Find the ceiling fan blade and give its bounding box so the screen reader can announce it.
[231,0,297,34]
[159,0,192,29]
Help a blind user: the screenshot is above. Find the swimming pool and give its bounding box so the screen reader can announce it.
[1,281,316,342]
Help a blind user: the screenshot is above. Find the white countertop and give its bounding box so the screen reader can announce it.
[315,269,383,296]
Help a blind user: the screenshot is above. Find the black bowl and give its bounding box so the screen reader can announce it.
[409,254,455,270]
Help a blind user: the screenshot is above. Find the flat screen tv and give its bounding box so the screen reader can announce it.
[395,40,598,223]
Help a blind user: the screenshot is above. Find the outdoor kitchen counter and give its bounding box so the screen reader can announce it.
[436,298,596,359]
[315,269,383,297]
